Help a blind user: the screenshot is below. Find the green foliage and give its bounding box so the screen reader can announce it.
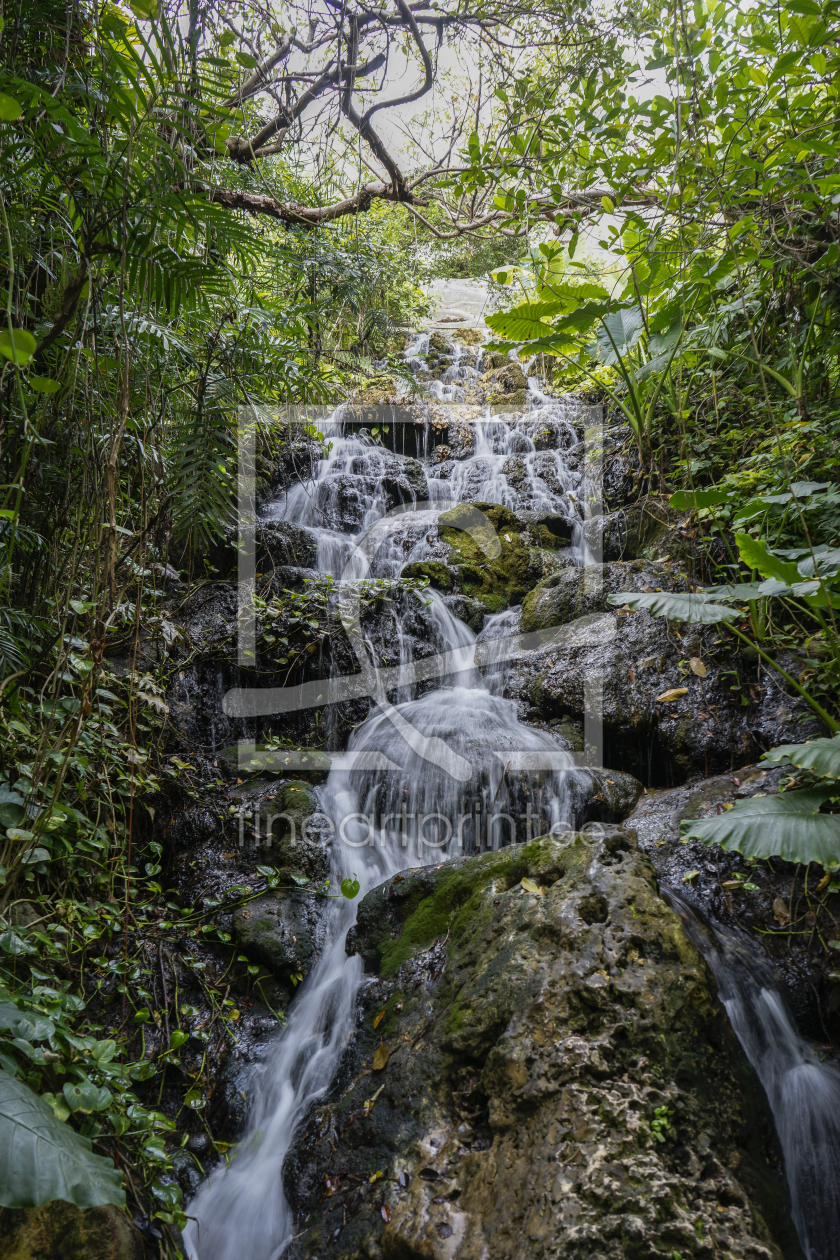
[680,788,840,869]
[0,1070,124,1209]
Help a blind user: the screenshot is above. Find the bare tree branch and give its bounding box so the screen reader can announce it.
[207,182,427,226]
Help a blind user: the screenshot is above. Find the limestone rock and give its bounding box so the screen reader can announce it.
[284,832,793,1259]
[265,781,332,881]
[505,607,825,783]
[521,559,686,633]
[585,495,694,564]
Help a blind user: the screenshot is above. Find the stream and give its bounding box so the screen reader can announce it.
[183,326,840,1260]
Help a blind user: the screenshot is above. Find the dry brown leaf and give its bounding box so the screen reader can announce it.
[773,897,791,925]
[380,1204,391,1222]
[372,1041,390,1071]
[656,687,689,702]
[373,1010,386,1029]
[690,657,707,678]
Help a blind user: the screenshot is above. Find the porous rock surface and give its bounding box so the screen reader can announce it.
[283,829,794,1260]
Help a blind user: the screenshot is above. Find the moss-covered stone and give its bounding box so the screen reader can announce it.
[0,1203,141,1260]
[453,327,484,346]
[285,829,794,1260]
[399,560,456,591]
[439,501,543,610]
[232,889,319,981]
[521,559,683,634]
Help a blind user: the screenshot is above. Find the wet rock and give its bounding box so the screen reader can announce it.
[452,328,484,346]
[232,890,320,981]
[439,501,545,612]
[506,607,825,785]
[521,559,686,633]
[400,560,457,592]
[428,332,451,355]
[0,1203,142,1260]
[440,593,489,634]
[265,780,332,881]
[585,495,695,564]
[484,362,528,398]
[626,765,837,1041]
[285,831,795,1260]
[601,421,642,510]
[257,521,318,572]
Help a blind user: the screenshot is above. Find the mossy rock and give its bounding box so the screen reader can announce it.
[489,389,529,412]
[453,327,484,345]
[521,559,682,633]
[400,560,456,592]
[232,890,318,981]
[0,1203,141,1260]
[428,331,450,354]
[439,501,542,610]
[347,834,572,977]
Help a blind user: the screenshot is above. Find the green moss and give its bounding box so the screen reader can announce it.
[377,836,582,977]
[439,500,541,610]
[400,560,455,591]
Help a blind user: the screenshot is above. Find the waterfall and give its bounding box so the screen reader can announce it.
[665,888,840,1260]
[184,331,591,1259]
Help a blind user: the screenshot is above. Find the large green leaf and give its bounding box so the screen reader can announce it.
[669,488,731,511]
[606,591,738,623]
[735,533,800,584]
[762,735,840,779]
[0,1070,124,1208]
[679,788,840,867]
[703,581,768,600]
[596,306,645,364]
[485,302,565,342]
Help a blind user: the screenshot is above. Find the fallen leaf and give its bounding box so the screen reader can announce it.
[773,898,791,925]
[380,1204,391,1222]
[372,1041,390,1071]
[817,872,831,894]
[520,877,544,895]
[628,667,637,682]
[690,657,708,678]
[721,879,744,890]
[369,1170,383,1183]
[656,687,689,702]
[373,1010,386,1029]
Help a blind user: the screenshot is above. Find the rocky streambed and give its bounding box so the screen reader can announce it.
[17,326,840,1260]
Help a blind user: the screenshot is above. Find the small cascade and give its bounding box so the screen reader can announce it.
[184,323,597,1260]
[665,888,840,1260]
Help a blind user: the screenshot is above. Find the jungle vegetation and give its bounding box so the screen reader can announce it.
[0,0,839,1250]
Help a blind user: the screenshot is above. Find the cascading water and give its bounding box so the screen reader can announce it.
[184,324,836,1260]
[666,889,840,1260]
[184,329,591,1260]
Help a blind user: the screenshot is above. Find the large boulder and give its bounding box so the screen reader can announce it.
[585,495,695,564]
[232,889,322,982]
[521,559,686,633]
[437,502,547,612]
[283,831,797,1259]
[505,605,824,784]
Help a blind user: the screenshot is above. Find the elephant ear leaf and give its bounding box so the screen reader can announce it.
[0,1070,125,1209]
[762,735,840,780]
[606,590,738,624]
[679,788,840,867]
